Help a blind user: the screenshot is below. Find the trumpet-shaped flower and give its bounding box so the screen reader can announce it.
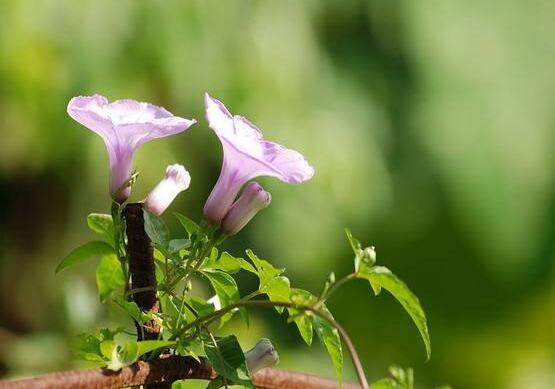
[144,164,191,216]
[67,95,196,202]
[203,93,314,224]
[221,182,271,236]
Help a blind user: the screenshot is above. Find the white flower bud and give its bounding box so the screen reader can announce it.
[144,164,191,216]
[245,338,279,373]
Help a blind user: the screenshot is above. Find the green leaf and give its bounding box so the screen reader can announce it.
[345,228,362,255]
[174,212,199,237]
[78,353,106,365]
[205,251,257,274]
[290,312,313,346]
[202,270,240,308]
[246,250,284,291]
[208,247,219,263]
[201,270,240,326]
[136,340,175,357]
[87,213,114,245]
[290,288,318,306]
[371,366,415,389]
[96,254,125,303]
[203,335,253,388]
[313,307,343,385]
[144,210,170,247]
[76,333,103,363]
[56,241,115,274]
[188,296,217,317]
[204,251,240,273]
[371,378,402,389]
[100,340,116,359]
[358,266,431,359]
[106,341,139,371]
[389,365,413,389]
[180,296,217,324]
[114,298,150,324]
[76,329,124,367]
[266,276,291,313]
[288,289,317,346]
[168,239,191,254]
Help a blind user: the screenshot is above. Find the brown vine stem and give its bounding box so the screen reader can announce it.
[0,356,363,389]
[172,300,370,389]
[124,203,161,341]
[123,203,166,389]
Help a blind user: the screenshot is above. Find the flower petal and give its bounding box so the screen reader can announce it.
[106,99,196,149]
[205,93,235,136]
[67,95,115,144]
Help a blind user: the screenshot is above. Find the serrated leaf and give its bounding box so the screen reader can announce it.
[246,250,284,290]
[87,213,114,245]
[174,212,199,237]
[203,335,253,388]
[56,241,115,274]
[144,210,170,247]
[358,266,431,359]
[313,307,343,386]
[96,254,125,303]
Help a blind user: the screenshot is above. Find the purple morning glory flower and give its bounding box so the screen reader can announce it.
[203,93,314,225]
[221,182,271,236]
[67,95,196,202]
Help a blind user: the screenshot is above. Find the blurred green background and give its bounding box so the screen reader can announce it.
[1,1,555,388]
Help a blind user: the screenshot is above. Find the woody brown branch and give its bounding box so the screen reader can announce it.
[0,356,363,389]
[124,203,167,389]
[123,203,160,340]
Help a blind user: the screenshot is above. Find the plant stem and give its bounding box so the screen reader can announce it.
[112,202,130,297]
[124,203,161,340]
[315,273,357,309]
